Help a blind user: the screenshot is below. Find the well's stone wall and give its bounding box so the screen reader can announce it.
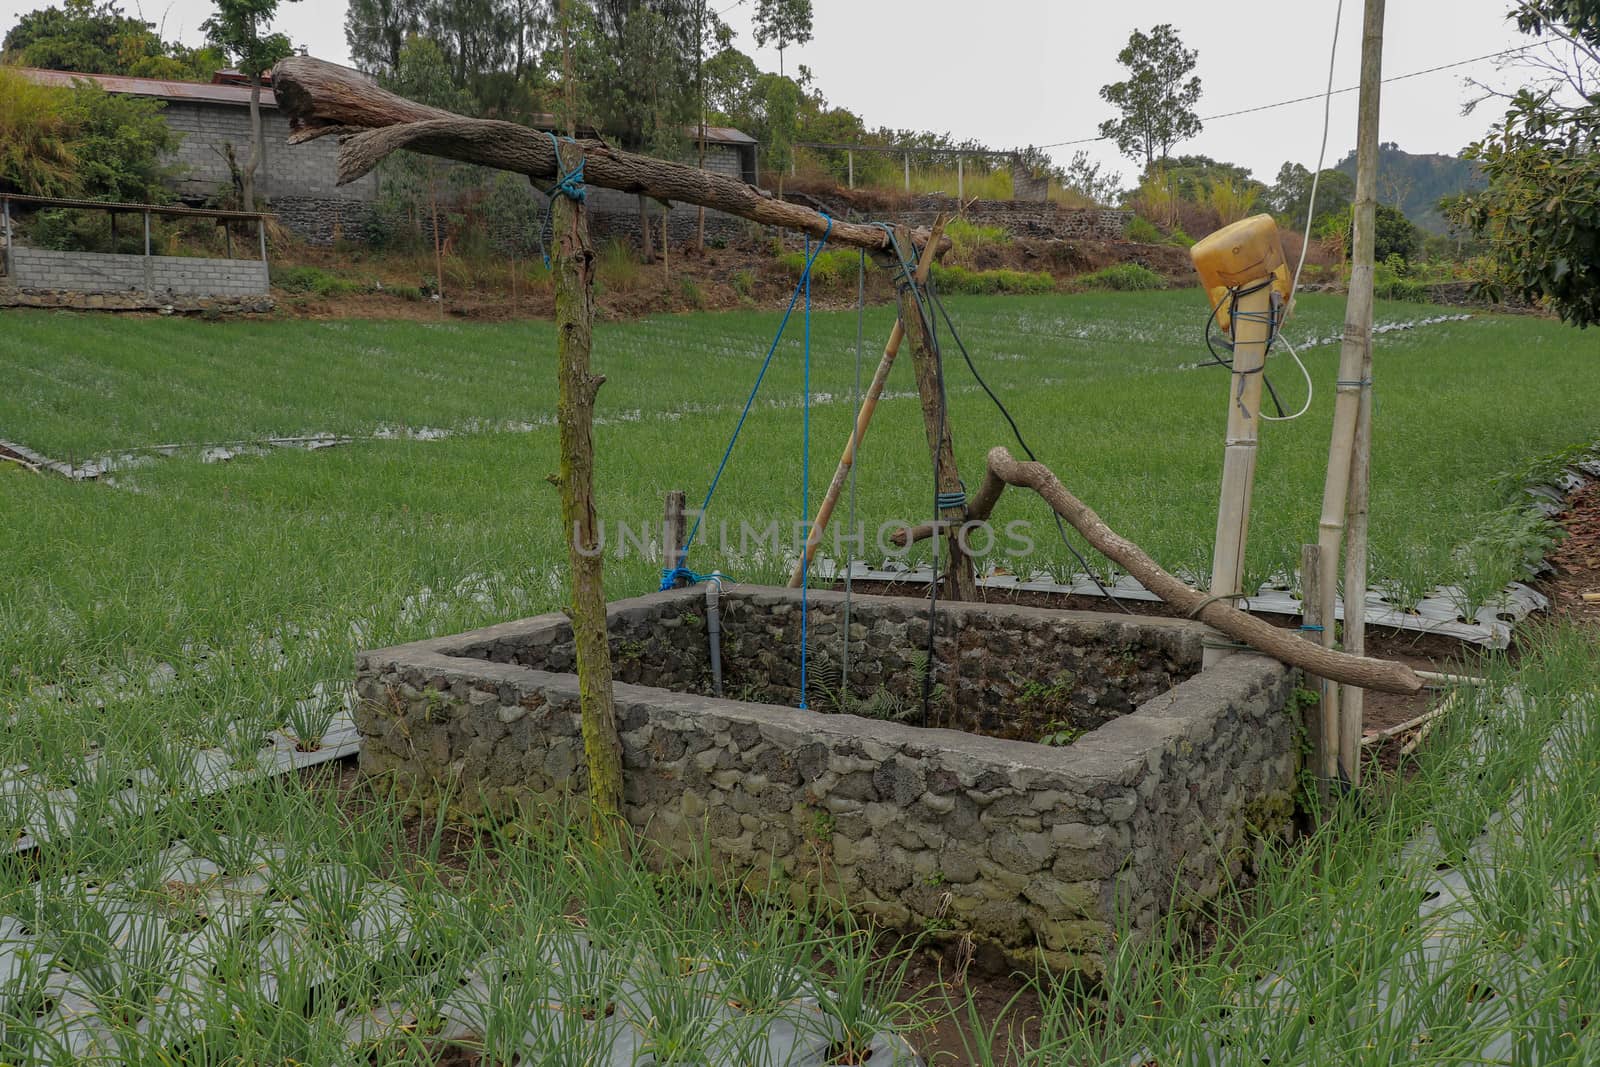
[355,587,1298,972]
[3,246,268,297]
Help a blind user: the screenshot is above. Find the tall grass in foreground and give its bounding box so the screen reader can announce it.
[970,626,1600,1065]
[0,775,925,1064]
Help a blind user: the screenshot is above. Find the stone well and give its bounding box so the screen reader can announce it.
[355,587,1299,972]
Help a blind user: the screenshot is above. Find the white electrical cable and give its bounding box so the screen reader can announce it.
[1261,335,1314,422]
[1288,0,1346,317]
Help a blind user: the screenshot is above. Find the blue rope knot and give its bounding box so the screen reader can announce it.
[935,489,968,512]
[536,131,589,270]
[1299,624,1326,633]
[660,566,728,591]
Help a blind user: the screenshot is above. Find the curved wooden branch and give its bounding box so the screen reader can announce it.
[900,447,1423,695]
[270,56,946,254]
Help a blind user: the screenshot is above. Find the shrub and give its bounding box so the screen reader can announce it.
[596,239,642,292]
[60,79,176,203]
[0,66,77,197]
[1076,263,1167,291]
[930,264,1054,295]
[271,265,363,296]
[730,268,756,297]
[1166,226,1196,248]
[945,217,1010,266]
[1124,216,1162,243]
[678,276,705,309]
[778,248,867,288]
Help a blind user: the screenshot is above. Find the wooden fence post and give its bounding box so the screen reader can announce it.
[550,140,624,835]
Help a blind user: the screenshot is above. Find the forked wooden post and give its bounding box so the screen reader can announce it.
[788,218,947,588]
[895,220,978,602]
[1203,280,1274,668]
[549,140,624,834]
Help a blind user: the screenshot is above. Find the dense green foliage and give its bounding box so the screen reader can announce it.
[1454,1,1599,327]
[1,0,224,80]
[1075,263,1166,291]
[1097,24,1203,168]
[1267,162,1354,231]
[0,67,174,202]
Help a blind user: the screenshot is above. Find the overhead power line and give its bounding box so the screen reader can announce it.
[1039,43,1537,150]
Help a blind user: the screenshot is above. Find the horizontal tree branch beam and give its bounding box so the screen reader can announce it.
[899,447,1423,696]
[270,57,948,255]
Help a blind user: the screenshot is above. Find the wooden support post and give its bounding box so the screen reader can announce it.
[143,211,153,296]
[224,222,233,259]
[896,220,977,602]
[1318,0,1385,789]
[661,211,670,284]
[663,490,688,585]
[1301,544,1333,811]
[847,150,854,189]
[904,152,911,193]
[258,218,268,268]
[549,139,623,835]
[957,156,964,201]
[789,220,947,587]
[1,197,10,279]
[111,211,118,250]
[1203,282,1274,668]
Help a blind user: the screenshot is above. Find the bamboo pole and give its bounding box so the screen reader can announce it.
[788,219,946,588]
[549,139,623,835]
[1316,0,1386,787]
[1203,282,1274,667]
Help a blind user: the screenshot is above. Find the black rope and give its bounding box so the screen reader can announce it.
[925,282,1134,615]
[1202,279,1288,419]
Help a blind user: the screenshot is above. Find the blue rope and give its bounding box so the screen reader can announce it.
[662,215,834,595]
[536,131,589,270]
[799,226,818,710]
[660,566,731,587]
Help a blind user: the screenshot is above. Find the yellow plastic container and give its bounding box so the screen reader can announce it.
[1190,214,1292,331]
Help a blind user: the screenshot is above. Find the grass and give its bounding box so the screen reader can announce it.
[976,626,1600,1064]
[0,290,1597,1060]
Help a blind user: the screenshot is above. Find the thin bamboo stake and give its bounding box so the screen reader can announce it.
[788,219,946,588]
[1301,544,1332,811]
[1317,0,1386,786]
[1204,281,1274,668]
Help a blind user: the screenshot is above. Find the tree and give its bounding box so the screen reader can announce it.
[203,0,299,209]
[751,0,810,78]
[757,72,800,192]
[1454,1,1600,325]
[3,0,223,80]
[1322,202,1419,263]
[344,0,421,74]
[61,78,178,202]
[1097,23,1202,169]
[1268,161,1355,231]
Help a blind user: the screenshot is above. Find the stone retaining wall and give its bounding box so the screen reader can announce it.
[355,588,1298,972]
[4,246,268,297]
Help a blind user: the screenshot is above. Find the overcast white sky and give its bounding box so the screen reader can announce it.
[2,0,1538,185]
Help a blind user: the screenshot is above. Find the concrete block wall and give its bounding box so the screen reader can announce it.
[162,101,378,206]
[7,247,268,297]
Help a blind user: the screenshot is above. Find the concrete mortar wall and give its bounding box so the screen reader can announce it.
[355,587,1299,973]
[7,246,268,297]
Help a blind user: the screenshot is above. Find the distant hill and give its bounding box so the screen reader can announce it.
[1333,143,1484,234]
